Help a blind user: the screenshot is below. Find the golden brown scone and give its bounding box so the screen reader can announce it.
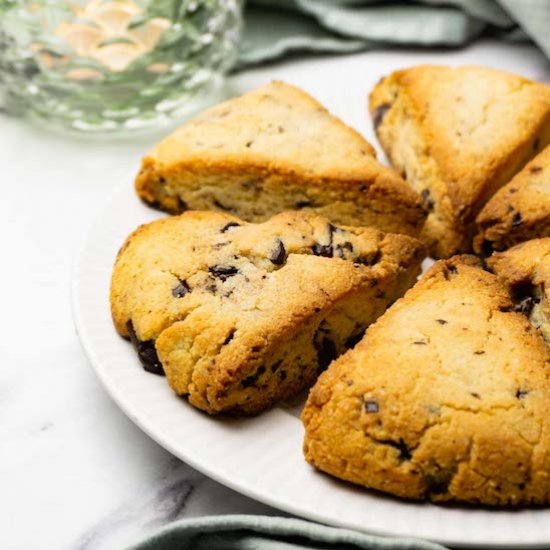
[111,211,425,415]
[370,65,550,258]
[136,81,426,237]
[488,238,550,343]
[475,146,550,254]
[303,256,550,505]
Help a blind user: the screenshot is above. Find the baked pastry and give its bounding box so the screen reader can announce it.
[303,256,550,505]
[488,238,550,342]
[136,81,426,237]
[475,145,550,255]
[111,211,425,415]
[370,65,550,258]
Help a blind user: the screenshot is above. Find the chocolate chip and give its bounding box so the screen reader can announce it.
[269,239,286,265]
[314,335,337,372]
[245,140,253,148]
[270,359,283,373]
[511,212,523,227]
[470,392,481,399]
[413,340,427,345]
[436,319,448,325]
[364,399,379,413]
[126,320,164,376]
[373,102,391,130]
[223,329,236,346]
[516,389,529,399]
[420,189,435,211]
[479,239,494,260]
[509,187,518,193]
[443,264,459,280]
[241,365,265,388]
[426,469,453,496]
[220,222,241,233]
[530,166,543,174]
[379,438,412,461]
[172,279,190,298]
[335,241,354,258]
[209,265,239,281]
[312,243,332,257]
[355,250,382,266]
[474,351,485,355]
[312,223,340,257]
[295,199,312,208]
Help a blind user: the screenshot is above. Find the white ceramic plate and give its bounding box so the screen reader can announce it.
[73,183,550,549]
[73,54,550,546]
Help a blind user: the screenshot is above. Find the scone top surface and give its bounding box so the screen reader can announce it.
[150,80,378,177]
[476,144,550,254]
[370,65,550,257]
[303,255,550,505]
[111,210,425,415]
[136,81,426,237]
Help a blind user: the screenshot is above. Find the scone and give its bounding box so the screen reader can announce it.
[303,256,550,505]
[488,238,550,342]
[475,146,550,254]
[136,81,426,237]
[370,65,550,258]
[111,211,425,415]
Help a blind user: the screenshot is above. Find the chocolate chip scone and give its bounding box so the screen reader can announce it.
[111,211,425,415]
[488,238,550,343]
[370,65,550,258]
[303,256,550,505]
[475,146,550,254]
[136,81,426,238]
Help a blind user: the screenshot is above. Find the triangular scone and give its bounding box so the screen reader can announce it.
[370,65,550,258]
[475,146,550,254]
[136,81,426,238]
[111,211,425,415]
[303,256,550,505]
[488,238,550,342]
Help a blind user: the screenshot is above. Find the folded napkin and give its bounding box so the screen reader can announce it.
[127,515,448,550]
[239,0,550,67]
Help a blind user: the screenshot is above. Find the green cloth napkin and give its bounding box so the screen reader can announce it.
[238,0,550,67]
[128,515,448,550]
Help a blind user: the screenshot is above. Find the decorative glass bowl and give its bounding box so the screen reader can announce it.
[0,0,242,132]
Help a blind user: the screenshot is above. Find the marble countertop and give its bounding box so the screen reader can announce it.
[2,39,548,550]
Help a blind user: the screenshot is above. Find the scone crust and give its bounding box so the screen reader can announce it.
[136,81,426,237]
[488,238,550,344]
[303,256,550,505]
[111,211,426,415]
[370,65,550,257]
[475,146,550,253]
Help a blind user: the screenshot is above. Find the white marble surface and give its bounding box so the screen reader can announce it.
[2,39,549,550]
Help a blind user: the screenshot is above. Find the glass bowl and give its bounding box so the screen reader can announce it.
[0,0,243,132]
